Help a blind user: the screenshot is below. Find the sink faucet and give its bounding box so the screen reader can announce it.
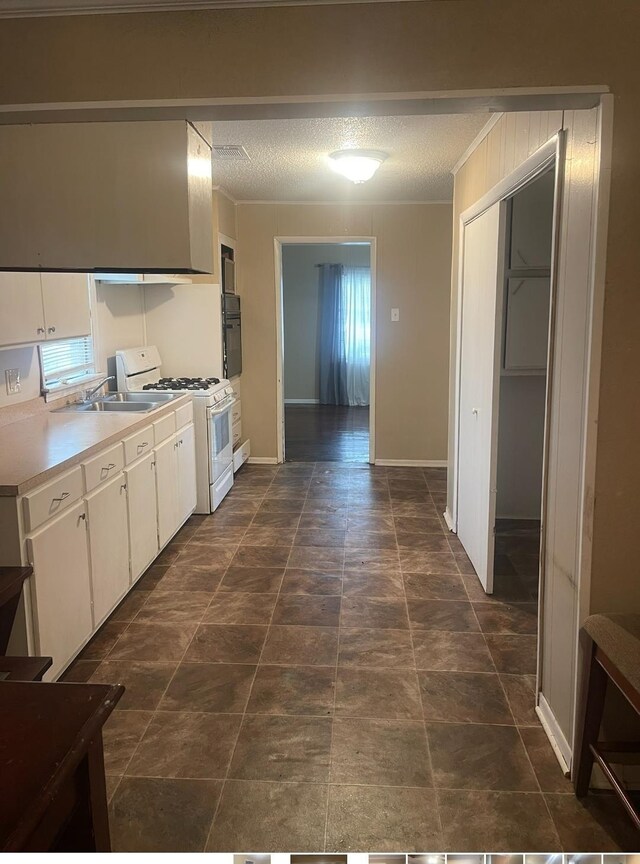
[83,375,115,402]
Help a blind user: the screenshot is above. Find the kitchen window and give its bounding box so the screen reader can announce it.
[39,336,97,392]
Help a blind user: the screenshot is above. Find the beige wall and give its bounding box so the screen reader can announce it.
[282,243,371,402]
[94,281,146,380]
[0,0,638,614]
[237,202,452,462]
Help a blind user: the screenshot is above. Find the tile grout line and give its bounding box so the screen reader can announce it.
[404,474,445,847]
[203,461,316,852]
[110,477,269,844]
[201,466,283,852]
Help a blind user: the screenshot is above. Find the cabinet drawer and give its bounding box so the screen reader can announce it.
[232,419,242,448]
[153,412,176,444]
[23,466,83,533]
[175,401,194,431]
[123,424,154,465]
[231,399,241,426]
[82,442,124,493]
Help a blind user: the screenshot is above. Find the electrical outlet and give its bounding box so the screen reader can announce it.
[5,368,21,395]
[391,308,400,322]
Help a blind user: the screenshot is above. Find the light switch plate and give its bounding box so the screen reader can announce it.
[5,368,21,395]
[391,308,400,322]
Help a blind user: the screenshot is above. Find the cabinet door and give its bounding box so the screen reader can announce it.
[176,422,197,526]
[41,273,91,340]
[126,452,159,582]
[85,472,130,626]
[0,272,45,346]
[27,501,93,681]
[154,434,179,548]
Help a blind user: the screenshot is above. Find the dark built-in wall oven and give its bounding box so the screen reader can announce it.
[223,293,242,379]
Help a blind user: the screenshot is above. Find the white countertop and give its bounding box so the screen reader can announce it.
[0,394,190,497]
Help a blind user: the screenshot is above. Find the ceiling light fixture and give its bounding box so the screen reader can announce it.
[329,149,387,184]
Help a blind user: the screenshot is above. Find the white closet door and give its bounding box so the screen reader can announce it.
[457,202,504,593]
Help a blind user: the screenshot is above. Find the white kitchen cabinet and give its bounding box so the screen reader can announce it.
[41,273,91,340]
[27,500,93,681]
[85,471,130,627]
[154,434,179,549]
[0,272,90,347]
[125,451,159,582]
[176,422,197,526]
[0,272,46,345]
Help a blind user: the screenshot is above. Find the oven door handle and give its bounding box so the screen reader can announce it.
[208,397,236,417]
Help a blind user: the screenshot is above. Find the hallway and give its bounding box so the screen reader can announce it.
[285,405,370,462]
[63,464,636,852]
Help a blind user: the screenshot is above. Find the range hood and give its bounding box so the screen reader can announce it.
[0,120,214,274]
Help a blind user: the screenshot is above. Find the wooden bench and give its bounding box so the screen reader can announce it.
[0,566,52,682]
[574,612,640,830]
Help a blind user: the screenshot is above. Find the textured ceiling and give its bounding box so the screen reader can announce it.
[211,113,491,202]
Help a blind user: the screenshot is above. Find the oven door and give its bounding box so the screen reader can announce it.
[208,399,234,483]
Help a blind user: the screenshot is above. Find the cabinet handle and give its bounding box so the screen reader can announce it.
[121,483,127,492]
[79,512,86,522]
[36,327,45,335]
[137,442,149,452]
[51,491,70,504]
[151,460,156,468]
[47,326,56,334]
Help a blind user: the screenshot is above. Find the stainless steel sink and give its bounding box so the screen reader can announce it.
[103,392,177,404]
[54,399,161,413]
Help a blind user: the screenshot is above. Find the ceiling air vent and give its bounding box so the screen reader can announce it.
[212,144,250,161]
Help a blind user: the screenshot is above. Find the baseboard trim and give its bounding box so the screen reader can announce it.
[536,693,571,775]
[247,456,279,465]
[443,507,456,532]
[374,459,448,468]
[284,399,320,404]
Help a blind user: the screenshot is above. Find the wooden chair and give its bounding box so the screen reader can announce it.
[0,566,52,682]
[574,612,640,830]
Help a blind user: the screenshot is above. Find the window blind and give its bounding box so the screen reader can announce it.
[39,336,96,389]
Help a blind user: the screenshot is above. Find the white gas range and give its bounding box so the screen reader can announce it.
[115,346,236,513]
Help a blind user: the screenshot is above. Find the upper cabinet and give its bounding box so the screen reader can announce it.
[0,121,213,274]
[0,273,45,346]
[0,272,91,347]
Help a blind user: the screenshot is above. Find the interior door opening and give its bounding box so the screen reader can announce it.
[456,159,557,730]
[280,241,373,463]
[494,169,556,605]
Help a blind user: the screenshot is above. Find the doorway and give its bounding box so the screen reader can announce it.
[494,169,556,602]
[277,239,374,463]
[454,139,563,750]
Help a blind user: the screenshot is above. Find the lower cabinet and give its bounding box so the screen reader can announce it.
[27,501,93,681]
[125,451,159,582]
[16,409,198,680]
[154,434,179,549]
[176,423,197,527]
[85,472,130,627]
[155,422,196,549]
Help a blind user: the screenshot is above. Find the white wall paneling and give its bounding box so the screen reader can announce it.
[449,106,611,769]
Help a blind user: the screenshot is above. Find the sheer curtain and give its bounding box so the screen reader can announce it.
[318,263,371,406]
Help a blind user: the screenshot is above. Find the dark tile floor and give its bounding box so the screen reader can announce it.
[285,405,369,462]
[63,464,637,852]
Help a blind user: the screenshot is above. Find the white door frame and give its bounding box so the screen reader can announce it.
[450,100,613,772]
[274,236,377,464]
[451,135,560,534]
